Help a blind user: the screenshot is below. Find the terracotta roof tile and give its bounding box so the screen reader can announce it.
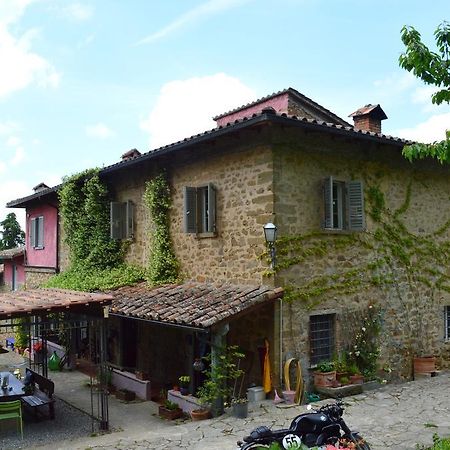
[109,282,283,329]
[0,288,113,319]
[0,247,25,260]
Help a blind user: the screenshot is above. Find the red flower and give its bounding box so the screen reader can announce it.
[33,342,43,353]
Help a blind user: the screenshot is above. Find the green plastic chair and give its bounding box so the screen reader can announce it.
[0,400,23,439]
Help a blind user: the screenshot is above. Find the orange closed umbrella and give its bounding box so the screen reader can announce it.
[263,339,272,394]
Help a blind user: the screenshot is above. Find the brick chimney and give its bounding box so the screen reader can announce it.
[121,148,141,161]
[349,104,387,134]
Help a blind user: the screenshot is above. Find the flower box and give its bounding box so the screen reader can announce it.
[115,388,136,402]
[158,405,183,420]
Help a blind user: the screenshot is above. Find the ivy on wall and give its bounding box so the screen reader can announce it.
[46,169,143,291]
[143,173,179,285]
[265,168,449,372]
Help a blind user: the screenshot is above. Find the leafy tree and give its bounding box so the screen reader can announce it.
[0,212,25,250]
[399,21,450,164]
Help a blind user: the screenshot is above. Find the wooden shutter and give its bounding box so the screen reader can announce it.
[37,216,44,248]
[110,202,125,239]
[347,180,365,231]
[207,183,216,233]
[323,176,333,229]
[30,218,36,248]
[125,200,134,239]
[183,187,197,233]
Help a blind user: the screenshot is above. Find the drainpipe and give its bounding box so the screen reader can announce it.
[47,203,59,272]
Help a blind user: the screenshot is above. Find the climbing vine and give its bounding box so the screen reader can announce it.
[46,169,144,291]
[143,173,179,286]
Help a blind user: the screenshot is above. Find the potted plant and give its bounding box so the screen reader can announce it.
[348,363,364,385]
[191,380,215,421]
[333,352,349,383]
[158,399,183,420]
[313,361,336,387]
[231,357,248,418]
[179,375,190,395]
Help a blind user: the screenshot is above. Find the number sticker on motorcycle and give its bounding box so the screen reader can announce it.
[282,434,302,449]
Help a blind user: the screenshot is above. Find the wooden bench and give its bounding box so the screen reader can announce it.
[21,368,55,420]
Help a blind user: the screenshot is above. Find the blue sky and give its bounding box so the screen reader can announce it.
[0,0,449,228]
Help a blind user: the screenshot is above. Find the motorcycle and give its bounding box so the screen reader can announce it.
[236,401,370,449]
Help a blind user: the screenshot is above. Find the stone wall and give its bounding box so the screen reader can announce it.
[272,129,450,380]
[110,141,275,286]
[25,267,57,289]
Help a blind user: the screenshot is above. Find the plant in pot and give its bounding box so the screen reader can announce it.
[313,361,336,387]
[231,357,248,419]
[158,399,183,420]
[333,352,350,383]
[179,375,190,395]
[191,380,216,421]
[348,362,364,385]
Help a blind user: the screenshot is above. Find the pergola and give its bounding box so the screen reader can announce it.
[0,288,113,430]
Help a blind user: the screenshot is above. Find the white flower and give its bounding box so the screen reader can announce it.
[362,327,366,332]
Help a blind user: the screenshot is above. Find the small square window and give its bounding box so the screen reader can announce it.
[310,314,335,365]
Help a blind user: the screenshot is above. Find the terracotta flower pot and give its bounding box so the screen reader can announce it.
[413,356,436,375]
[190,408,211,421]
[349,374,364,385]
[314,370,336,387]
[159,405,183,420]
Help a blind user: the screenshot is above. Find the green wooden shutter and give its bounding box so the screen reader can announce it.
[110,202,125,239]
[347,180,365,231]
[183,187,197,233]
[30,218,36,248]
[207,183,216,233]
[125,200,134,239]
[323,176,333,229]
[37,216,44,248]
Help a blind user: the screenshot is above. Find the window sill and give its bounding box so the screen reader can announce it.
[321,228,364,234]
[195,232,217,239]
[32,246,45,250]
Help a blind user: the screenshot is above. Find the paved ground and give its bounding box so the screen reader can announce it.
[2,349,450,450]
[42,372,450,450]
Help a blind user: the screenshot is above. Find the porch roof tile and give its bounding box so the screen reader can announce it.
[109,282,284,329]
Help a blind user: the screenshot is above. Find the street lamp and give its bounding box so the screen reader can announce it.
[263,222,277,269]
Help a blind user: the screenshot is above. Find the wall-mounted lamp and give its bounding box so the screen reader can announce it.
[263,222,277,269]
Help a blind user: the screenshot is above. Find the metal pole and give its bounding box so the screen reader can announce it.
[99,319,109,430]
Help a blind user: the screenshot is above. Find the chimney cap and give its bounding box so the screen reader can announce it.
[348,104,387,120]
[121,148,141,161]
[33,182,50,192]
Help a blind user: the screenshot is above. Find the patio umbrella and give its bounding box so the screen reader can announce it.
[262,339,272,394]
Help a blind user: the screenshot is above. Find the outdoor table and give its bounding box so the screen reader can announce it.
[0,372,24,402]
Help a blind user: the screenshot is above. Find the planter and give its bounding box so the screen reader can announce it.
[349,374,364,385]
[158,405,183,420]
[314,370,336,387]
[336,372,349,383]
[180,387,189,396]
[190,408,211,421]
[135,371,150,381]
[116,389,136,402]
[232,402,248,419]
[413,356,436,375]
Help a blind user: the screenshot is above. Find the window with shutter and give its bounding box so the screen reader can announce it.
[30,218,36,248]
[347,181,365,231]
[183,184,217,235]
[322,177,365,232]
[37,216,44,248]
[110,201,135,240]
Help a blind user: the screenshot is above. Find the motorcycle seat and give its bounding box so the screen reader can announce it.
[243,426,272,442]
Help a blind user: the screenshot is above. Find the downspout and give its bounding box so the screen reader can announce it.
[280,297,283,386]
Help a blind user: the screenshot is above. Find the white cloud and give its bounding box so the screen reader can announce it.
[0,1,60,98]
[0,161,6,174]
[85,123,115,139]
[393,112,450,143]
[10,145,25,165]
[140,73,256,148]
[136,0,251,45]
[0,180,30,230]
[6,136,21,146]
[0,121,20,135]
[60,3,93,21]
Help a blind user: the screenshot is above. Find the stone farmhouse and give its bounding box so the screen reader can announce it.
[5,88,450,397]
